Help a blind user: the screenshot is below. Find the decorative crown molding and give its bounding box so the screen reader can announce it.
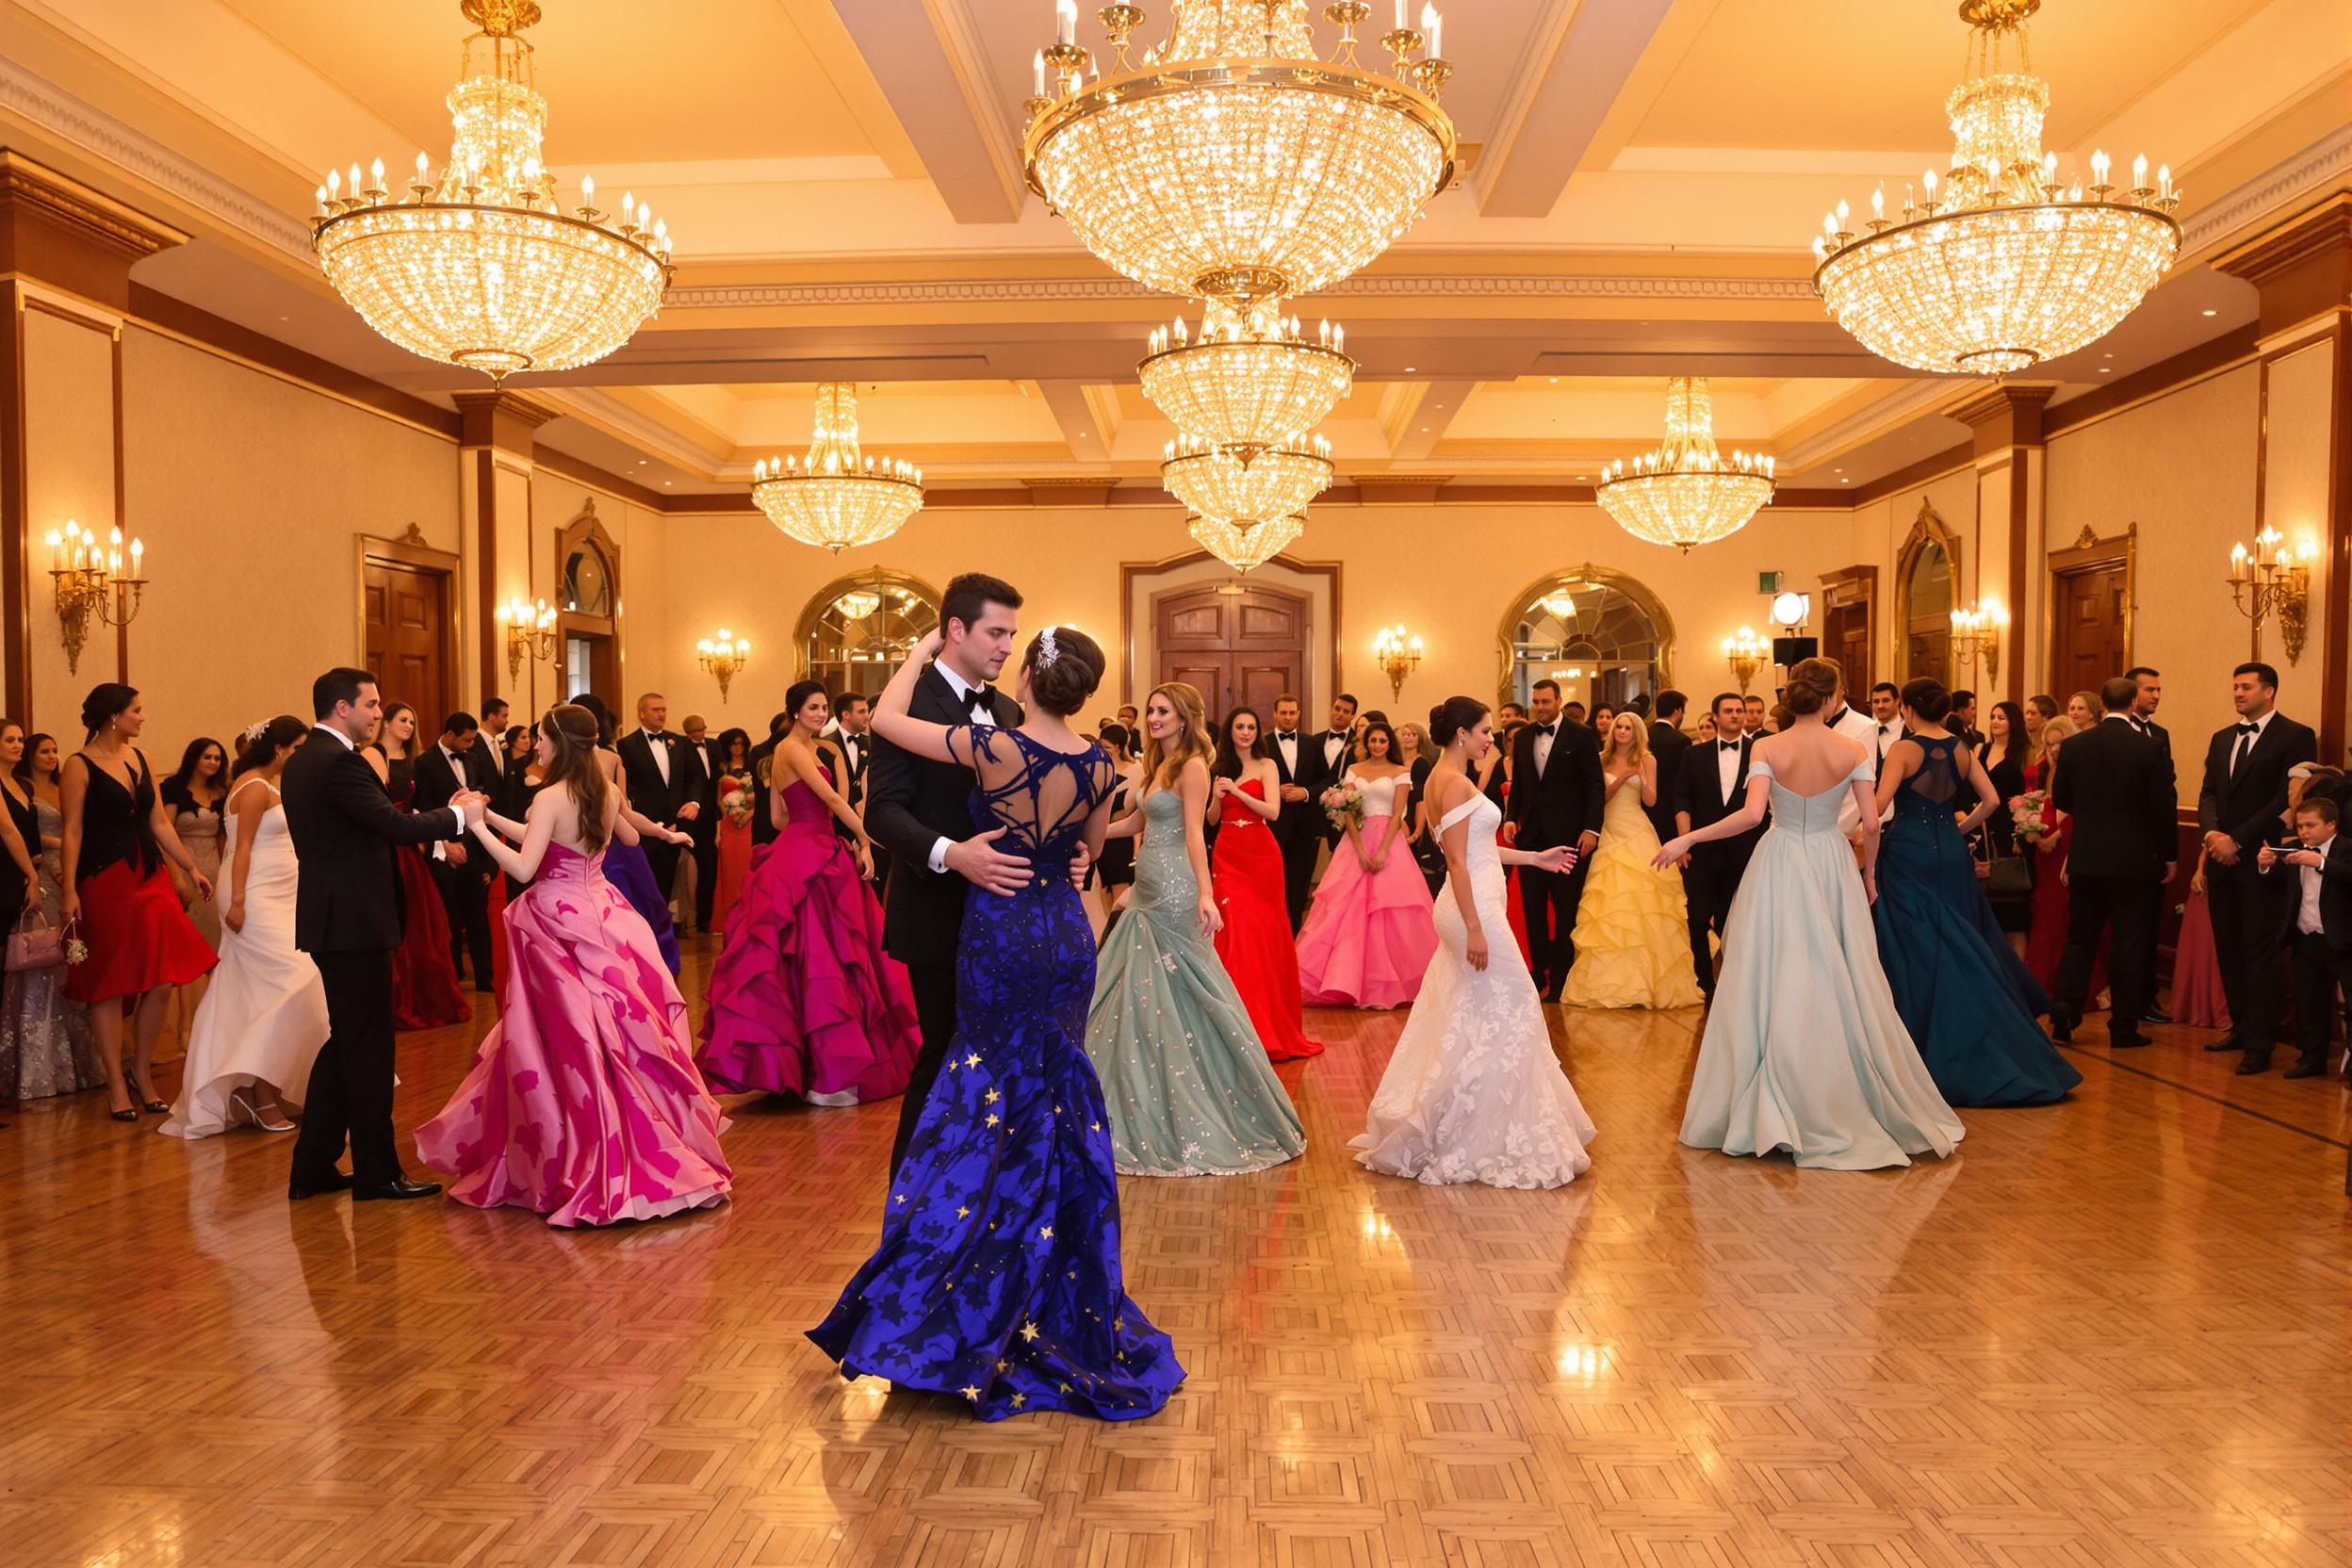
[662,272,1821,311]
[0,150,187,260]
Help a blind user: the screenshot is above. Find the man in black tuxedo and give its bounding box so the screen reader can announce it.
[2262,796,2352,1079]
[1507,677,1604,1002]
[414,710,497,991]
[833,691,888,892]
[2120,665,2177,1022]
[1949,688,1984,753]
[866,572,1035,1171]
[1646,690,1691,841]
[1674,693,1764,997]
[678,712,723,931]
[479,695,510,750]
[1265,693,1320,928]
[2197,661,2317,1070]
[2049,678,2177,1047]
[1302,693,1360,843]
[279,667,476,1201]
[615,692,702,906]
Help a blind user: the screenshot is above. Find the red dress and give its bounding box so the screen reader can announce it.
[1211,777,1322,1061]
[64,749,216,1005]
[384,757,470,1032]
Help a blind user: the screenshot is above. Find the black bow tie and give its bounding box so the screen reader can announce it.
[1274,732,1297,743]
[1719,740,1740,752]
[2238,722,2258,736]
[1532,722,1557,737]
[964,688,990,712]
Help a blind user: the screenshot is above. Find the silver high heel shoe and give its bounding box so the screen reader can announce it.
[229,1087,297,1134]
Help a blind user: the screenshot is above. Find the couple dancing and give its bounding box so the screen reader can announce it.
[807,573,1184,1422]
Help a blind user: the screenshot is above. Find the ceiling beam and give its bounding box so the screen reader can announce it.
[1383,380,1478,461]
[1036,380,1109,461]
[829,0,1024,223]
[1474,0,1675,219]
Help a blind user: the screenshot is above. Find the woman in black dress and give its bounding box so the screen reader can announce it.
[1981,700,2034,960]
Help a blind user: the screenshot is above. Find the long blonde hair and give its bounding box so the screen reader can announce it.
[2036,714,2076,772]
[1141,681,1215,792]
[1602,710,1649,769]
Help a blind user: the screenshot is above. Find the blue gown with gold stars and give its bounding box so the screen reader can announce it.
[807,725,1184,1421]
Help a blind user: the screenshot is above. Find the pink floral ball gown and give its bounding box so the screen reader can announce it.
[415,840,731,1227]
[1295,770,1439,1008]
[697,762,921,1103]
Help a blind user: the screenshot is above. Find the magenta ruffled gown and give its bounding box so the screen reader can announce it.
[696,771,921,1103]
[414,842,732,1228]
[1295,775,1439,1009]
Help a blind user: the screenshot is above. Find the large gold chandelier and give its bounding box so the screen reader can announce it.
[1164,433,1333,522]
[1190,514,1305,573]
[1141,298,1354,458]
[750,384,924,553]
[1023,1,1458,304]
[1595,378,1775,553]
[1812,0,2179,375]
[311,1,672,380]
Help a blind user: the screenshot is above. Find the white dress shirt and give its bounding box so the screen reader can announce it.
[1531,721,1557,778]
[639,727,670,785]
[2230,709,2275,776]
[2297,833,2335,936]
[1824,704,1879,834]
[1273,729,1299,778]
[1714,736,1743,801]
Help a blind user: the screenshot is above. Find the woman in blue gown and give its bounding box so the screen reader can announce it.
[808,624,1184,1422]
[572,694,686,974]
[1870,678,2080,1107]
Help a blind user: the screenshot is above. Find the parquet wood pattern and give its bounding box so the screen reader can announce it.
[2,936,2347,1568]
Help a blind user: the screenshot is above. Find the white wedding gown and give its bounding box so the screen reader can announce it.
[1350,790,1597,1188]
[160,779,328,1138]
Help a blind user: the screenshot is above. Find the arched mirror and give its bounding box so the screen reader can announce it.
[1895,499,1960,686]
[553,502,620,701]
[1496,566,1675,712]
[794,568,940,698]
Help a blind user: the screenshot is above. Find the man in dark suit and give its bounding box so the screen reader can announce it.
[615,692,702,906]
[2262,796,2352,1079]
[413,711,497,991]
[866,572,1034,1171]
[2049,678,2177,1047]
[678,712,722,931]
[1674,692,1764,997]
[278,667,473,1202]
[1506,677,1605,1002]
[833,691,888,892]
[1647,690,1691,841]
[1949,688,1984,753]
[2120,665,2177,1022]
[1301,692,1360,844]
[479,696,510,754]
[1265,693,1319,928]
[2197,661,2317,1070]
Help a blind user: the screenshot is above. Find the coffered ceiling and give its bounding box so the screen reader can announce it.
[3,0,2344,498]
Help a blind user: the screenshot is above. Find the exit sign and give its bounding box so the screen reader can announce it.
[1758,571,1784,594]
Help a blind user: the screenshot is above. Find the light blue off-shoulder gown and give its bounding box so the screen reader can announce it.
[1679,755,1966,1170]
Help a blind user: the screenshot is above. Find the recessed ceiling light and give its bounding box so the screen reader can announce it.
[2098,368,2111,373]
[1404,365,1416,372]
[663,480,673,485]
[637,460,647,466]
[1841,477,1851,483]
[2201,308,2218,317]
[1419,425,1429,432]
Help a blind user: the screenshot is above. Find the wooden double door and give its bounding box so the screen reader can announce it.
[2050,561,2130,696]
[362,541,455,723]
[1153,584,1309,716]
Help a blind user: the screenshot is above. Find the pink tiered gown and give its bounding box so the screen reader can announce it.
[414,841,731,1228]
[1295,771,1440,1009]
[696,765,921,1102]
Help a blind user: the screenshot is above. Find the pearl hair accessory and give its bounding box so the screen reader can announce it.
[1037,627,1061,669]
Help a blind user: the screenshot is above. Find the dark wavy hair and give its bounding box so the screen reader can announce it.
[1987,700,2028,768]
[13,732,57,787]
[232,716,309,778]
[716,727,753,771]
[1355,720,1399,763]
[1021,627,1104,717]
[79,681,138,741]
[784,680,830,730]
[1428,695,1490,747]
[1214,705,1268,779]
[171,736,229,793]
[1899,677,1953,723]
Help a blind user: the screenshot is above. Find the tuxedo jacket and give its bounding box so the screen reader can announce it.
[1675,733,1766,861]
[279,730,460,954]
[411,743,480,853]
[864,664,1024,971]
[2289,836,2352,954]
[2197,712,2317,880]
[1647,719,1691,836]
[616,728,699,825]
[1506,720,1605,850]
[1265,729,1318,847]
[2050,717,2176,880]
[833,728,875,809]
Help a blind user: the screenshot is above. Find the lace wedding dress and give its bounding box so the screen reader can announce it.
[1350,790,1597,1188]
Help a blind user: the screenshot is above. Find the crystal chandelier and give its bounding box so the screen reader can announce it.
[1812,0,2179,375]
[1595,378,1775,553]
[750,384,925,553]
[1164,433,1332,522]
[1190,514,1305,573]
[310,1,673,380]
[1141,298,1354,458]
[1023,1,1458,304]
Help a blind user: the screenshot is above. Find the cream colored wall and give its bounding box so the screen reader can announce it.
[118,327,461,759]
[19,305,118,736]
[2044,363,2262,746]
[523,470,668,723]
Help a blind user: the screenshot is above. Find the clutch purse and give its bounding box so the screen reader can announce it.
[6,906,65,972]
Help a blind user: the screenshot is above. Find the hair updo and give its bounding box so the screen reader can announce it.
[1783,657,1842,715]
[80,681,138,740]
[233,715,308,777]
[1429,694,1491,746]
[1022,626,1105,717]
[1899,677,1952,722]
[784,679,828,727]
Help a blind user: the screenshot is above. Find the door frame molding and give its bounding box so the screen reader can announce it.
[2044,520,2138,694]
[1818,564,1878,689]
[1893,498,1962,682]
[355,523,461,721]
[552,499,622,700]
[1119,549,1343,704]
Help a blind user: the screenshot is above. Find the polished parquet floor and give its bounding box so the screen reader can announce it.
[4,935,2349,1568]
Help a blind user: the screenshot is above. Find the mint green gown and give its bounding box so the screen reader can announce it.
[1085,789,1306,1176]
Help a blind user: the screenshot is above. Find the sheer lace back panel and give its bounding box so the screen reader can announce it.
[956,725,1112,869]
[1894,736,1961,815]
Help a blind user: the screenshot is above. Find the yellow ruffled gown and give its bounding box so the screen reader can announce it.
[1560,776,1705,1009]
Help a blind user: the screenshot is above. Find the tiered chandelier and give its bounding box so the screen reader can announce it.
[1595,378,1775,553]
[1163,433,1333,523]
[1812,0,2179,375]
[1140,299,1354,458]
[1022,0,1458,305]
[311,1,673,380]
[1188,514,1306,573]
[749,384,925,553]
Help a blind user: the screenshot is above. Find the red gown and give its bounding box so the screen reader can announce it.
[1210,777,1322,1060]
[384,757,471,1032]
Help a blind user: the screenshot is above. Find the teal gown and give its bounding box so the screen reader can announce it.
[1085,789,1306,1177]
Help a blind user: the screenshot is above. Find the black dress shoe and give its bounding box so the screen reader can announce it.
[2234,1053,2273,1076]
[351,1177,442,1202]
[2109,1032,2152,1049]
[288,1170,352,1200]
[2205,1035,2245,1053]
[2283,1059,2326,1080]
[2048,1006,2075,1043]
[2144,1006,2172,1025]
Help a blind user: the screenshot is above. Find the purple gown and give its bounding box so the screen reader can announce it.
[415,841,731,1227]
[603,836,682,974]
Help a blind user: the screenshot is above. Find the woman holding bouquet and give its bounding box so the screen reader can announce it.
[697,681,920,1105]
[710,727,755,934]
[1295,719,1438,1008]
